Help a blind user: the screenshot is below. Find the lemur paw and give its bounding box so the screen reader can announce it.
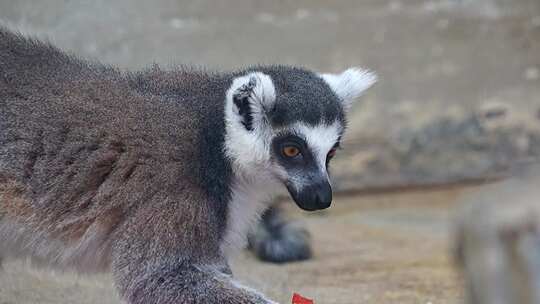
[248,207,312,263]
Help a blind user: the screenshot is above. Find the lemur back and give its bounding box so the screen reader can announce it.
[0,29,233,270]
[0,28,376,304]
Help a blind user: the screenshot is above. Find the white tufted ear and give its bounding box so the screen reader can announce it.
[225,72,276,131]
[224,72,276,170]
[320,68,377,111]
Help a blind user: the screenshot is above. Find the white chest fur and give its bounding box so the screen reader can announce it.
[220,174,280,258]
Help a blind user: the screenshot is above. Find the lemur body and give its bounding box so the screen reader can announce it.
[0,28,376,303]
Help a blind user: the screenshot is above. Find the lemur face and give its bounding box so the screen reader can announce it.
[224,66,376,211]
[270,122,341,210]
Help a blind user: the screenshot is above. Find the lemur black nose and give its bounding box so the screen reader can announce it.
[314,181,332,209]
[288,180,333,211]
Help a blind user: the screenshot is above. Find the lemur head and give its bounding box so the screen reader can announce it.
[224,66,376,211]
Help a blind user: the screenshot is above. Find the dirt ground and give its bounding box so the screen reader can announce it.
[0,185,476,304]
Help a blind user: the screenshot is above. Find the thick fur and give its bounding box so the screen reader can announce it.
[0,28,375,303]
[0,28,269,303]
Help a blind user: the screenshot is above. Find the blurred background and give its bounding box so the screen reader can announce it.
[0,0,539,303]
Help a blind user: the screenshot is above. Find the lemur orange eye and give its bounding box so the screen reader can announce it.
[282,146,300,158]
[327,148,337,159]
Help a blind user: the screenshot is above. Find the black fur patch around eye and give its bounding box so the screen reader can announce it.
[233,78,256,131]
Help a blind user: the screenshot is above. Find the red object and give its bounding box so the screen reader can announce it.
[292,293,314,304]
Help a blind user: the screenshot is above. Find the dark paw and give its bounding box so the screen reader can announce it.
[248,207,312,263]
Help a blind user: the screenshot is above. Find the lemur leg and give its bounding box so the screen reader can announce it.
[248,203,312,263]
[112,201,278,304]
[113,259,276,304]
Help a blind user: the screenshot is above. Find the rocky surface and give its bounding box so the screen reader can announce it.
[0,186,470,304]
[1,0,540,191]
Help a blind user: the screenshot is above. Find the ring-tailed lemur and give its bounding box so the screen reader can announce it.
[0,28,376,304]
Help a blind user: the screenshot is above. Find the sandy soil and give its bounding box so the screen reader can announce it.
[0,185,475,304]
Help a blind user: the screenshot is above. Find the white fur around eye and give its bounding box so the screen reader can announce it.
[320,68,377,111]
[293,121,342,170]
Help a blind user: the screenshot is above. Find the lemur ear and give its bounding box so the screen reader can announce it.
[226,72,276,131]
[320,68,377,111]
